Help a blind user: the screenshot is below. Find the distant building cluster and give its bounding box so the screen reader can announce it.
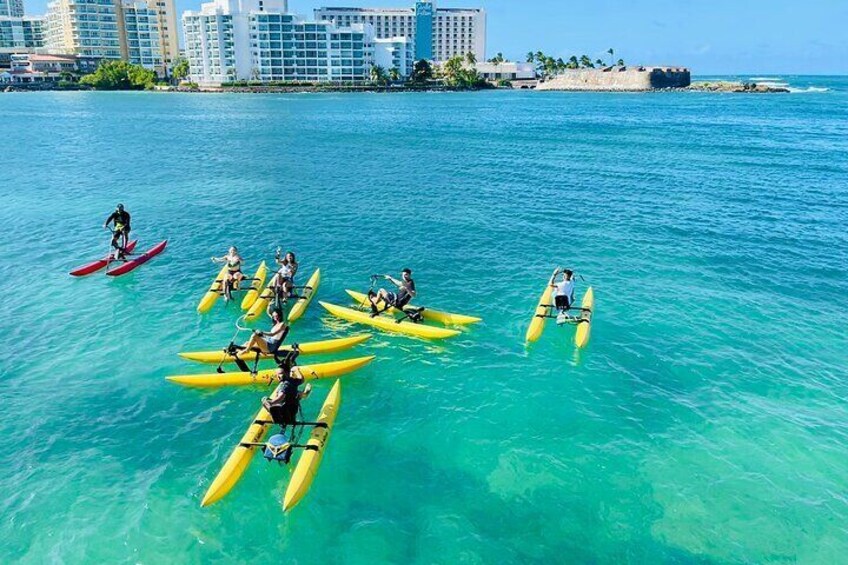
[183,0,413,85]
[2,0,499,86]
[314,3,485,63]
[2,0,178,78]
[183,0,486,86]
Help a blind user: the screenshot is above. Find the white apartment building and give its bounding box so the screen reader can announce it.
[314,1,485,62]
[46,0,123,59]
[476,61,536,81]
[0,15,46,51]
[372,35,412,77]
[183,0,381,86]
[119,1,162,70]
[0,0,23,18]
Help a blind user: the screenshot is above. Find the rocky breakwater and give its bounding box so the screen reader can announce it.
[688,81,790,93]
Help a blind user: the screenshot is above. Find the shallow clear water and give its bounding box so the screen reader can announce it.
[1,78,846,563]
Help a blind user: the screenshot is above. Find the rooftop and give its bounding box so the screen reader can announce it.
[317,6,483,14]
[27,54,78,62]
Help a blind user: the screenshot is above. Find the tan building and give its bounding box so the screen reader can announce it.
[146,0,178,70]
[46,0,177,74]
[46,0,123,60]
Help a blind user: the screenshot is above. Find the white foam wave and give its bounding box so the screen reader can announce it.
[787,86,830,93]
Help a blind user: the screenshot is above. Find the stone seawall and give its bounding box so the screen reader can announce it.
[536,66,691,91]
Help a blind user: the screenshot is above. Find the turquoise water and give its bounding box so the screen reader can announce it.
[1,78,846,563]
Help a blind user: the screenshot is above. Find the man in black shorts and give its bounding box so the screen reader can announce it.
[262,347,312,428]
[368,268,416,317]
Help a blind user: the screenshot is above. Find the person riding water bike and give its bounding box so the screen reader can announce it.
[211,246,244,302]
[550,267,576,322]
[368,268,418,318]
[236,309,289,356]
[261,346,312,428]
[257,345,331,467]
[104,203,131,259]
[267,249,299,315]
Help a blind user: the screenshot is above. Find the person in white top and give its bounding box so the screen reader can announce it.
[269,249,298,296]
[549,267,576,319]
[266,249,299,316]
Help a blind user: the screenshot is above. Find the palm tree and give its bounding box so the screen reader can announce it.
[411,59,433,83]
[579,55,594,68]
[489,52,505,64]
[389,67,400,83]
[567,56,579,69]
[617,58,625,67]
[465,52,477,66]
[370,65,387,85]
[595,59,605,67]
[171,58,190,84]
[526,51,535,63]
[443,55,465,85]
[607,48,615,66]
[556,57,566,73]
[532,51,547,75]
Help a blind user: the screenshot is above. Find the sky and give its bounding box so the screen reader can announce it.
[23,0,848,74]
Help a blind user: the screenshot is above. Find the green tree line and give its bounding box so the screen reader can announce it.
[527,48,626,77]
[375,55,488,89]
[79,60,157,90]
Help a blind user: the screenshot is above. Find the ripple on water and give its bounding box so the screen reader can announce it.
[0,85,847,561]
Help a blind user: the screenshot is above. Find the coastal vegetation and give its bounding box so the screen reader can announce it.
[214,55,493,92]
[367,65,411,87]
[217,56,490,92]
[171,58,190,84]
[79,61,157,90]
[369,64,389,85]
[438,54,488,88]
[527,50,626,77]
[409,59,434,83]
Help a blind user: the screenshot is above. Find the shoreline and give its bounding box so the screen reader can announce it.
[2,83,793,94]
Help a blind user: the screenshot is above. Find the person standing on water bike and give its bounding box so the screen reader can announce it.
[368,268,418,318]
[104,204,131,259]
[211,246,245,302]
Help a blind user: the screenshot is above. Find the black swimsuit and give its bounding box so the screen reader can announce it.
[268,377,304,426]
[107,211,131,233]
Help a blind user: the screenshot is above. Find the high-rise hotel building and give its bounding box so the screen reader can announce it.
[0,15,46,50]
[314,1,485,62]
[1,0,44,65]
[118,0,162,70]
[0,0,24,18]
[44,0,174,72]
[183,0,413,86]
[147,0,178,68]
[46,0,123,60]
